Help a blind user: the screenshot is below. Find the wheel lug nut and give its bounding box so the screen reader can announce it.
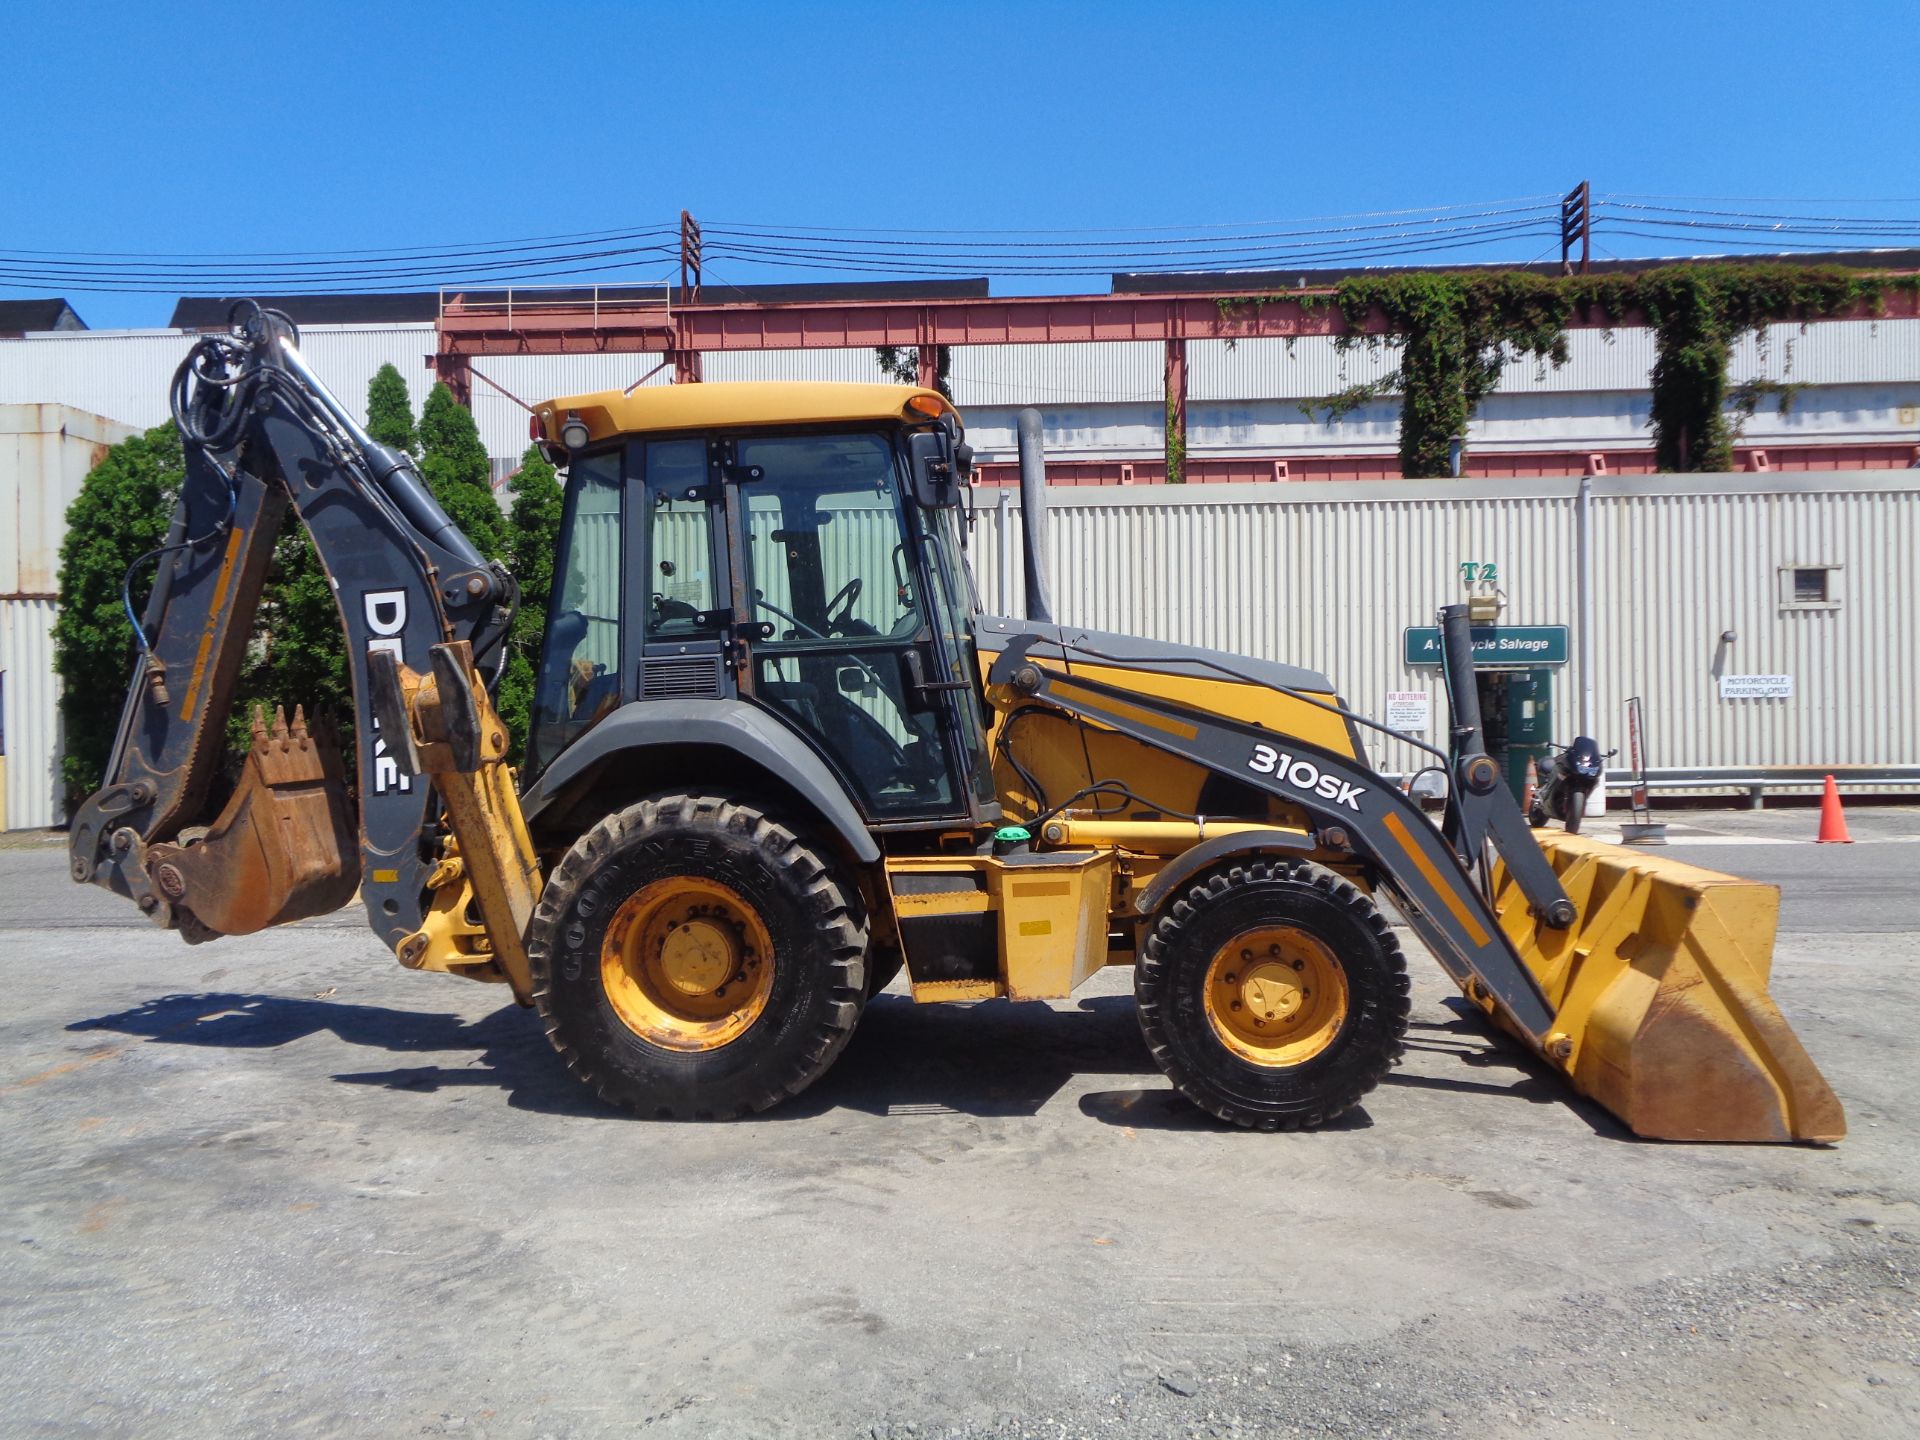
[1291,959,1304,971]
[1230,1000,1242,1011]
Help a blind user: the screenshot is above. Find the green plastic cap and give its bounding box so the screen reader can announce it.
[993,824,1033,843]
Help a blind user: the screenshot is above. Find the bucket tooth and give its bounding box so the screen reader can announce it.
[1487,832,1844,1143]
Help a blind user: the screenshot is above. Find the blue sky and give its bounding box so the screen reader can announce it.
[6,0,1913,328]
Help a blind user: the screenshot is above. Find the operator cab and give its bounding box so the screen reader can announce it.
[526,383,998,832]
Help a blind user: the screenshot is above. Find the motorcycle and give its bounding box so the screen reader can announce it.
[1529,736,1616,835]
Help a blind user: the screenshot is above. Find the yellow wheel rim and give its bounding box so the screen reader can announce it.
[1202,925,1349,1067]
[600,877,775,1052]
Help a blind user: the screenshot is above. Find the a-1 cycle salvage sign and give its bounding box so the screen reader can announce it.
[1403,623,1570,667]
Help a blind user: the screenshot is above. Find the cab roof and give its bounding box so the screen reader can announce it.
[531,381,957,447]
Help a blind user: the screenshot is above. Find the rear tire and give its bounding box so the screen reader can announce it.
[1136,859,1409,1130]
[527,794,868,1119]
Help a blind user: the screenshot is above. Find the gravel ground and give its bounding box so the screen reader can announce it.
[2,809,1916,1438]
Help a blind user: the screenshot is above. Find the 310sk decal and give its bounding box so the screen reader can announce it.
[1247,743,1366,811]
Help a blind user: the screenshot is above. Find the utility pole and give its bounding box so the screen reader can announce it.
[679,210,702,302]
[1560,182,1592,276]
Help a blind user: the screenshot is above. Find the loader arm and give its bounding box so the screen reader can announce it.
[987,634,1562,1045]
[986,631,1845,1143]
[69,304,542,998]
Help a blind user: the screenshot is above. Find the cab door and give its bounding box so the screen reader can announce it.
[721,429,979,826]
[626,435,733,702]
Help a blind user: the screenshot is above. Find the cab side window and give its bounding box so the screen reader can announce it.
[529,449,623,776]
[643,439,719,638]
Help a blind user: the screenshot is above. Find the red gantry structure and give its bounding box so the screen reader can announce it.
[433,265,1920,483]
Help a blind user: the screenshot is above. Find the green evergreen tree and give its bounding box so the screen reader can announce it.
[366,362,419,456]
[494,444,564,760]
[419,382,506,562]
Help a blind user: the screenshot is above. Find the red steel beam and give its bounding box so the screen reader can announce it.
[436,284,1920,358]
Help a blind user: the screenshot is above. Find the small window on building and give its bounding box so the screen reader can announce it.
[1779,564,1841,610]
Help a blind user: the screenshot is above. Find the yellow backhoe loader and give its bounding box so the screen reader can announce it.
[70,304,1844,1141]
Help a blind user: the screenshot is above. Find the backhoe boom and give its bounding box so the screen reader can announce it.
[69,304,540,989]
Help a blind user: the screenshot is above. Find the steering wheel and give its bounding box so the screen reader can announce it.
[823,577,863,632]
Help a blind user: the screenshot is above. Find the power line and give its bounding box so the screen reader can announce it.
[7,194,1920,299]
[0,224,675,262]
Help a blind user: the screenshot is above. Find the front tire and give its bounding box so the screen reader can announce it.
[1564,787,1587,835]
[527,794,868,1119]
[1136,859,1409,1130]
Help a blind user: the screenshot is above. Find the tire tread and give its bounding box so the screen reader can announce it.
[526,793,868,1119]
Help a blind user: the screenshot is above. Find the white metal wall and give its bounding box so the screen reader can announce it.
[3,404,138,597]
[7,319,1919,471]
[1,407,139,830]
[0,324,443,438]
[966,473,1920,781]
[1188,320,1920,400]
[0,599,60,829]
[1188,382,1920,460]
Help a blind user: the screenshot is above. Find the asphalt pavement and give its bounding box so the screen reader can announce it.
[2,807,1916,1439]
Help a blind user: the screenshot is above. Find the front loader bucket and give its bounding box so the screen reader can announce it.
[1483,832,1845,1143]
[144,705,360,940]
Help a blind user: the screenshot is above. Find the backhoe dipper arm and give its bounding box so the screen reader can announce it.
[69,305,535,976]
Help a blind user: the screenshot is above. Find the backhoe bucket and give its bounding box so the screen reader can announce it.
[144,705,360,940]
[1484,832,1844,1142]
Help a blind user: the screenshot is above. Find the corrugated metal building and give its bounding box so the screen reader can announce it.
[965,471,1919,791]
[5,319,1919,475]
[1,405,138,830]
[1,309,1915,825]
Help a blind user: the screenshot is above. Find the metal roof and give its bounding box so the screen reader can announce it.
[533,381,952,445]
[168,278,991,329]
[1111,249,1920,294]
[0,299,84,334]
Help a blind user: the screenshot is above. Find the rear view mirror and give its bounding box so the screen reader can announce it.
[906,431,958,509]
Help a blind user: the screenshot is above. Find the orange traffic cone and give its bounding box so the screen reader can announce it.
[1816,775,1853,843]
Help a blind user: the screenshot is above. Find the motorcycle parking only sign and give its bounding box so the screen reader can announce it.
[1718,673,1794,699]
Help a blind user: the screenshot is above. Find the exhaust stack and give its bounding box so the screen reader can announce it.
[1016,408,1055,624]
